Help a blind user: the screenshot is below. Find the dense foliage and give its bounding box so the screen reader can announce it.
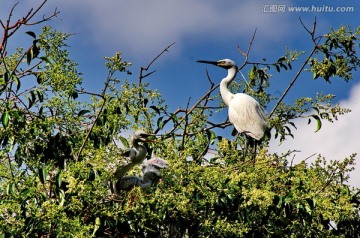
[1,2,360,237]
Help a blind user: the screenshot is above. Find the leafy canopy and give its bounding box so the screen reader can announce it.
[0,2,359,237]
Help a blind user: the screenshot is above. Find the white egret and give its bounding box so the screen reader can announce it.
[115,155,168,191]
[113,130,154,180]
[197,59,268,140]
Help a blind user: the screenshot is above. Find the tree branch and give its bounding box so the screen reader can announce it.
[237,28,257,70]
[139,42,175,84]
[269,19,318,118]
[75,69,114,160]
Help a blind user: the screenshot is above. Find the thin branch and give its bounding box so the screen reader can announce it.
[299,17,317,42]
[153,69,219,135]
[196,106,223,110]
[269,47,317,118]
[181,97,192,149]
[173,120,231,137]
[139,42,175,84]
[75,69,113,160]
[299,17,312,35]
[187,83,219,115]
[1,1,59,57]
[205,69,214,86]
[237,28,257,70]
[269,19,318,118]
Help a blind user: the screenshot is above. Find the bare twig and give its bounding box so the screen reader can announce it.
[269,47,317,118]
[1,0,59,57]
[205,69,214,86]
[139,42,175,84]
[269,19,318,118]
[237,28,257,70]
[299,17,317,42]
[181,97,192,149]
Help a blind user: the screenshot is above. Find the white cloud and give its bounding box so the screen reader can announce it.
[43,0,294,60]
[269,83,360,188]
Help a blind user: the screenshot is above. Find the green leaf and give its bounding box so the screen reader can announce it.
[12,74,21,92]
[273,195,281,206]
[248,66,257,80]
[1,111,10,128]
[305,198,315,210]
[36,90,44,102]
[31,90,36,102]
[36,74,43,84]
[150,105,161,115]
[27,48,34,65]
[39,56,51,64]
[0,74,4,85]
[59,189,65,206]
[119,136,129,148]
[311,115,322,132]
[72,91,78,99]
[115,106,122,114]
[208,130,217,144]
[287,62,292,70]
[279,62,288,70]
[56,171,63,188]
[312,106,320,114]
[4,72,10,83]
[277,56,286,63]
[92,217,101,236]
[170,113,178,122]
[275,64,280,72]
[157,116,165,130]
[313,71,320,79]
[39,166,47,184]
[288,121,297,129]
[6,182,15,195]
[14,147,23,166]
[78,110,90,117]
[25,31,37,39]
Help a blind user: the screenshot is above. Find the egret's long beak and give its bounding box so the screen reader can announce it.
[196,60,219,66]
[139,135,155,143]
[139,133,161,143]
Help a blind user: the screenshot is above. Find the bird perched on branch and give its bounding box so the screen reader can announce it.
[115,155,169,191]
[197,59,268,140]
[113,130,154,180]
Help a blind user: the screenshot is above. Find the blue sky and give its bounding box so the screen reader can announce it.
[2,0,359,186]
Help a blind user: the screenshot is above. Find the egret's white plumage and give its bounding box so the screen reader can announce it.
[198,59,268,140]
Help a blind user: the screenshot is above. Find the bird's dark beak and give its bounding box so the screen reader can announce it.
[196,60,219,66]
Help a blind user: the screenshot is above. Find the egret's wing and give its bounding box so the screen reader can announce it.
[145,157,169,169]
[229,94,267,140]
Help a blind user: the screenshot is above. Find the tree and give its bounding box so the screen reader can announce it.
[1,2,359,237]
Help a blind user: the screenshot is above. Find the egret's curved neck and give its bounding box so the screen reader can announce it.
[131,141,147,165]
[134,142,146,155]
[220,67,237,106]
